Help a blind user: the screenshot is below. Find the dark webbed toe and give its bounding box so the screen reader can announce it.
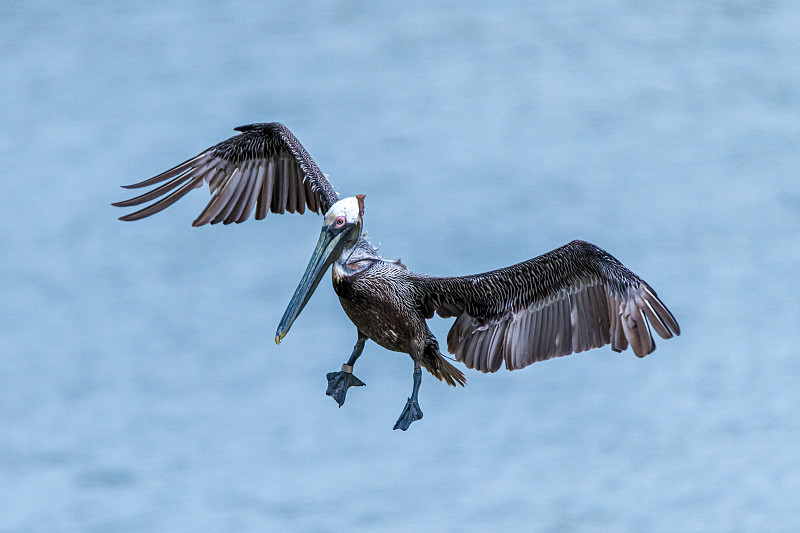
[326,370,365,407]
[393,398,423,431]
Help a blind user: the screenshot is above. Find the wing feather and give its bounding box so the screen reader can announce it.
[255,160,275,220]
[304,177,317,213]
[285,158,296,213]
[585,282,610,347]
[274,159,289,214]
[513,314,526,369]
[295,163,307,215]
[642,284,680,336]
[531,304,546,363]
[543,297,557,360]
[116,177,205,222]
[636,306,654,356]
[621,300,642,356]
[234,162,264,223]
[219,162,252,224]
[192,167,238,226]
[461,321,479,369]
[485,319,507,372]
[245,164,266,222]
[502,317,519,370]
[556,296,570,357]
[114,122,339,225]
[208,165,228,193]
[611,288,629,353]
[112,173,194,208]
[121,153,207,189]
[538,302,555,362]
[416,240,680,372]
[571,289,585,351]
[212,164,249,224]
[517,310,532,367]
[640,295,670,339]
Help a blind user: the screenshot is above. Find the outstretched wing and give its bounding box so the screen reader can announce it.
[113,122,339,226]
[416,240,680,373]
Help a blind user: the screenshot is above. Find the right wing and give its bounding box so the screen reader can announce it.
[113,122,339,226]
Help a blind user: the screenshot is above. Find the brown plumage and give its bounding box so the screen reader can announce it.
[114,122,680,430]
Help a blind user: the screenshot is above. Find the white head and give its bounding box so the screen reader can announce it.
[324,194,365,229]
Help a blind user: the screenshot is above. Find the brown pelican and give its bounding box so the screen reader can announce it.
[114,122,680,430]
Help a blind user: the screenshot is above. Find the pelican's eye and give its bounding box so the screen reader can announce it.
[334,216,346,228]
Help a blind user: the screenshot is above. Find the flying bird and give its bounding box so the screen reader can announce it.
[114,122,680,430]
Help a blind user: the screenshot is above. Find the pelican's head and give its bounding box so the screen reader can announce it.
[322,194,364,250]
[275,195,365,344]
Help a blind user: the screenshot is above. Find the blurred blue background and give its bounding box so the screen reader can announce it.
[2,1,799,531]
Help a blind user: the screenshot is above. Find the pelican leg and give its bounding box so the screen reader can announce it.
[326,335,366,407]
[393,362,423,431]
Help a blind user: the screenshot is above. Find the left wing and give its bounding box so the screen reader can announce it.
[415,240,680,373]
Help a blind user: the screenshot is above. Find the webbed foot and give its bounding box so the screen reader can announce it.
[393,397,423,431]
[326,367,365,407]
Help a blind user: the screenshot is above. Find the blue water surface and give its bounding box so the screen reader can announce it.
[1,1,799,531]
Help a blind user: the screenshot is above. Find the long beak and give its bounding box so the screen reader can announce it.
[274,226,352,344]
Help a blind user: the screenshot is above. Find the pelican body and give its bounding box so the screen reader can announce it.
[115,122,680,430]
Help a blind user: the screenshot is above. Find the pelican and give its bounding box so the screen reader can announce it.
[114,122,680,430]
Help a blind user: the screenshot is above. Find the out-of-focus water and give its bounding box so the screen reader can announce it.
[2,1,799,531]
